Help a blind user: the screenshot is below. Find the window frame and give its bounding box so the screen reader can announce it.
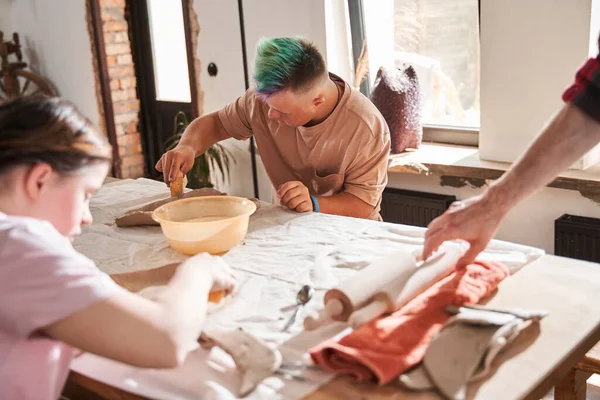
[347,0,480,147]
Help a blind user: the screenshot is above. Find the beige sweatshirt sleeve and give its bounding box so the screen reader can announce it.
[217,88,257,140]
[343,125,391,206]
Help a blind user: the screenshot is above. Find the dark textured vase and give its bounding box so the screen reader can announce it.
[371,66,422,154]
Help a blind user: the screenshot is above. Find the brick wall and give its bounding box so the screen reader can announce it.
[99,0,144,178]
[186,0,203,117]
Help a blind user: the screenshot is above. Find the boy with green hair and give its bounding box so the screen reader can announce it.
[157,37,390,220]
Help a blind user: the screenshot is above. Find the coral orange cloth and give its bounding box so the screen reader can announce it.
[309,260,510,385]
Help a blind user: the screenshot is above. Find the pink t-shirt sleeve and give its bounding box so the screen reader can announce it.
[0,216,119,338]
[218,88,257,140]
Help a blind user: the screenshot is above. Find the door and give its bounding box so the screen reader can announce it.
[128,0,197,179]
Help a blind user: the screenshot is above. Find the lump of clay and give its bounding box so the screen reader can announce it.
[371,66,422,154]
[114,189,261,228]
[199,328,282,397]
[115,188,223,227]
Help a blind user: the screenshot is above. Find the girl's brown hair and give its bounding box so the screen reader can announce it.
[0,97,112,175]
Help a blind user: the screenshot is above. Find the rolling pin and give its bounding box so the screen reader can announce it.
[347,243,465,328]
[304,249,423,330]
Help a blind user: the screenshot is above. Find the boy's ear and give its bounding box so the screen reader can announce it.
[313,94,326,107]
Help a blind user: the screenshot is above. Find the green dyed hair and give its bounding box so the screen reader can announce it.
[253,37,326,97]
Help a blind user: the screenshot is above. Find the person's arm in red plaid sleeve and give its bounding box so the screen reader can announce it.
[423,35,600,268]
[562,36,600,121]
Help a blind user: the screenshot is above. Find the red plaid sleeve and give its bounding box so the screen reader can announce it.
[562,34,600,122]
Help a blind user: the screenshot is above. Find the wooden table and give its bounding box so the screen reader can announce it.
[64,253,600,400]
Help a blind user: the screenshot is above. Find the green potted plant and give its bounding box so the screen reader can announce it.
[165,111,234,189]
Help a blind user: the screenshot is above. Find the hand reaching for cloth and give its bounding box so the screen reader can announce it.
[423,195,508,269]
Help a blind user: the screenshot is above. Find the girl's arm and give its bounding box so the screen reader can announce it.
[44,254,234,368]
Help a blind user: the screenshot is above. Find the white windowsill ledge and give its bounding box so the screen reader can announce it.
[388,142,600,201]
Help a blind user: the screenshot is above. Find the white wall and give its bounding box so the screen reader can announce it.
[0,0,13,35]
[243,0,327,79]
[388,172,600,254]
[195,0,246,115]
[479,0,597,169]
[11,0,100,127]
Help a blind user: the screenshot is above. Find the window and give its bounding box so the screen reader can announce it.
[147,0,191,102]
[349,0,480,145]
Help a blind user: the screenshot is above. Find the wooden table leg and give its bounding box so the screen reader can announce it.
[554,368,592,400]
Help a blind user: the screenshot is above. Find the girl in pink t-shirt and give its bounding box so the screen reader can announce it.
[0,98,236,400]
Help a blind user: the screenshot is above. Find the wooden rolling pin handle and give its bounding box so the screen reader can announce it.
[304,299,344,331]
[348,299,389,329]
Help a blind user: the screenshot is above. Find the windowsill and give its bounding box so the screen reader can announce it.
[388,142,600,202]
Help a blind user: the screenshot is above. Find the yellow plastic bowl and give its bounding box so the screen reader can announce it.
[152,196,257,255]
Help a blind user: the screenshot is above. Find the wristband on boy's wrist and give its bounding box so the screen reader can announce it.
[310,195,320,212]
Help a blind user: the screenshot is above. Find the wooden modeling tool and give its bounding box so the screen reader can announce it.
[170,171,188,198]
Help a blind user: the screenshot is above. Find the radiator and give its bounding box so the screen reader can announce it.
[555,214,600,262]
[380,188,456,227]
